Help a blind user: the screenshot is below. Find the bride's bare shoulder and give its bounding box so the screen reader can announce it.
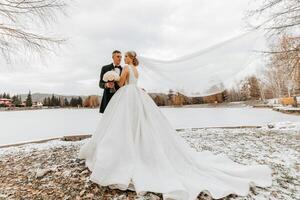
[122,64,130,72]
[133,66,139,78]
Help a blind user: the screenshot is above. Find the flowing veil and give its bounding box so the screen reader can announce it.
[137,30,266,97]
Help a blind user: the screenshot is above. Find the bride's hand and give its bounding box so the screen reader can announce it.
[117,66,129,87]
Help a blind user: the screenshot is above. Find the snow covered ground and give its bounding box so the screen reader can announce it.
[0,124,299,200]
[0,107,299,146]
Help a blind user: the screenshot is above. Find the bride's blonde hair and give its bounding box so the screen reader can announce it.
[126,51,139,66]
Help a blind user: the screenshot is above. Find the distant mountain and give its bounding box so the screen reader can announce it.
[19,93,101,102]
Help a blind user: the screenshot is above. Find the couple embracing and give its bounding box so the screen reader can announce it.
[98,50,129,113]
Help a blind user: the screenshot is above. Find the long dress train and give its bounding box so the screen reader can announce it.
[78,65,272,200]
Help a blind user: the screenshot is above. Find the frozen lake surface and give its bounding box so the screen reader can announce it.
[0,107,299,146]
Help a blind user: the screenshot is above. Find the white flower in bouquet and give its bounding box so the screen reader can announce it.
[103,71,120,82]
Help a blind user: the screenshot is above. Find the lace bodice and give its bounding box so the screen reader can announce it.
[126,65,138,85]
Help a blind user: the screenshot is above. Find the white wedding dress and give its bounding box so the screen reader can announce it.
[78,65,272,200]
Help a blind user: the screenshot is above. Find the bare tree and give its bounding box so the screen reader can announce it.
[0,0,68,61]
[261,35,300,97]
[247,1,300,96]
[247,0,300,34]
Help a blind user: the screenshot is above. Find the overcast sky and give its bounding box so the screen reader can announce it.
[0,0,256,96]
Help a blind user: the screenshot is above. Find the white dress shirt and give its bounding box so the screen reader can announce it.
[113,63,121,75]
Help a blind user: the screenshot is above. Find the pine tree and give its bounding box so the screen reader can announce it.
[43,97,49,106]
[12,95,21,105]
[43,98,47,106]
[64,98,69,107]
[50,94,55,106]
[70,97,75,107]
[26,91,33,107]
[78,97,83,107]
[2,92,11,99]
[46,97,49,106]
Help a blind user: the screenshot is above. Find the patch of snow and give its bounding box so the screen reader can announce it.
[0,139,85,156]
[273,106,300,111]
[264,121,300,131]
[35,166,57,178]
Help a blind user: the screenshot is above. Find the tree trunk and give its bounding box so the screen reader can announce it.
[293,62,300,107]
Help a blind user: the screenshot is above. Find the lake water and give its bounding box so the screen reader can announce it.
[0,107,299,146]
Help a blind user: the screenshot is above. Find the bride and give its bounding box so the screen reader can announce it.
[78,51,272,200]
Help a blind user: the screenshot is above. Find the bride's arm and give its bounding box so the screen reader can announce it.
[117,66,129,87]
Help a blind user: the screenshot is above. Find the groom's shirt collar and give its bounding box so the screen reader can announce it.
[112,63,121,68]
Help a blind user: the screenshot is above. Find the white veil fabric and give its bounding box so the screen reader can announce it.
[137,30,266,97]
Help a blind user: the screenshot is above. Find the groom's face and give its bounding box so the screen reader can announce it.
[112,53,122,65]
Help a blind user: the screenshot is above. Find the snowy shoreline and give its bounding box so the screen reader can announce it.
[0,126,264,149]
[0,124,299,200]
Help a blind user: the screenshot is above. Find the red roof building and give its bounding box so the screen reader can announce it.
[0,98,14,107]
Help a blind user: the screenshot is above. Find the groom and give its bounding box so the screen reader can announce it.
[99,50,123,113]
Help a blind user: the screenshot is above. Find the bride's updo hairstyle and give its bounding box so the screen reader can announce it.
[126,51,139,66]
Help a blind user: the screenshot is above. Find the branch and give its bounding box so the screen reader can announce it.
[0,0,69,61]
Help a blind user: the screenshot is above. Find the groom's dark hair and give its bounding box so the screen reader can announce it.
[112,50,121,55]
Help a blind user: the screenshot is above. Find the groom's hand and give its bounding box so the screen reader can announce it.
[105,82,115,88]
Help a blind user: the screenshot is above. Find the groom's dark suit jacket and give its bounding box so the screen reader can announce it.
[99,63,122,113]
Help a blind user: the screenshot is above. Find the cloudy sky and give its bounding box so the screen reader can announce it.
[0,0,257,96]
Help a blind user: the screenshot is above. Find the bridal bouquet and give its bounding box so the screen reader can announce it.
[103,71,120,93]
